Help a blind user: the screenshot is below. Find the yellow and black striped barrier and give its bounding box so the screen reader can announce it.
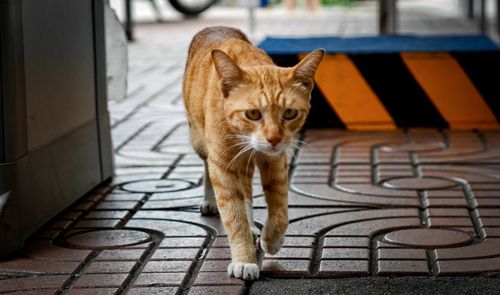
[260,36,500,130]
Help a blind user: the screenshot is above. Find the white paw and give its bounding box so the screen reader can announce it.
[228,262,260,281]
[200,199,218,216]
[260,235,284,255]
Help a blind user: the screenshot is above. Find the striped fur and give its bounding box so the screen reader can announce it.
[183,26,324,281]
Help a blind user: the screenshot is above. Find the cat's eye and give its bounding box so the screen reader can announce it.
[283,108,298,120]
[245,109,262,121]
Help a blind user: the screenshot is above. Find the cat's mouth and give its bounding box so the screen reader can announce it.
[256,144,287,157]
[262,149,284,156]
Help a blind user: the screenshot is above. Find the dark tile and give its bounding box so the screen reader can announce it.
[323,237,370,248]
[318,260,369,276]
[438,257,500,274]
[0,275,68,293]
[84,261,136,273]
[189,286,246,295]
[261,259,311,276]
[199,260,231,272]
[159,237,206,248]
[142,260,193,272]
[321,248,369,259]
[264,247,314,259]
[96,249,146,261]
[73,274,128,288]
[150,248,201,260]
[133,273,185,286]
[376,260,429,275]
[66,288,118,295]
[0,259,79,274]
[377,248,427,260]
[205,248,232,260]
[193,272,245,286]
[128,287,177,295]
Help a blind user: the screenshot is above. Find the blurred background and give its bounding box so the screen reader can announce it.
[108,0,500,43]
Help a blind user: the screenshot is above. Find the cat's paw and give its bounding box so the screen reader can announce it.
[228,262,260,281]
[200,199,218,216]
[260,235,284,255]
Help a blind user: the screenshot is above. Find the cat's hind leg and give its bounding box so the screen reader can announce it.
[200,161,219,215]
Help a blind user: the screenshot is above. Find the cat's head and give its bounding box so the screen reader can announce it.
[211,48,325,156]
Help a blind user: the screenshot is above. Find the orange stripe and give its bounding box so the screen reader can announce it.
[401,53,498,130]
[301,54,396,130]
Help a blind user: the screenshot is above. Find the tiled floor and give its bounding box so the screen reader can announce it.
[1,2,500,295]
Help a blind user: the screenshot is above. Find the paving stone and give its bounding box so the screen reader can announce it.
[133,272,185,286]
[84,261,136,273]
[264,247,314,259]
[95,201,139,210]
[66,229,150,249]
[435,238,500,260]
[0,275,68,293]
[318,260,370,276]
[321,248,369,259]
[189,286,246,295]
[261,259,311,276]
[438,257,500,274]
[0,289,58,295]
[428,217,475,227]
[199,260,231,272]
[142,260,193,272]
[383,228,472,248]
[323,237,370,248]
[62,211,83,221]
[128,287,178,295]
[73,274,128,288]
[484,227,500,237]
[382,177,457,190]
[212,237,230,248]
[74,202,95,211]
[0,259,79,274]
[96,249,146,261]
[104,194,145,201]
[22,242,91,261]
[428,208,470,217]
[159,237,206,248]
[150,248,201,260]
[205,248,232,260]
[376,260,430,275]
[84,211,130,219]
[193,272,245,286]
[377,248,427,260]
[66,288,118,295]
[48,220,73,230]
[74,219,121,229]
[283,236,316,247]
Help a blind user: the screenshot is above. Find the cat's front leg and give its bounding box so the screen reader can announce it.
[257,154,288,255]
[200,161,218,215]
[208,156,259,281]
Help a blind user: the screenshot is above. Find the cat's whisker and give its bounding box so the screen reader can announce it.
[245,148,256,177]
[228,145,253,168]
[293,138,310,147]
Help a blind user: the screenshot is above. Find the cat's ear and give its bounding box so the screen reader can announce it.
[211,49,243,97]
[292,49,325,90]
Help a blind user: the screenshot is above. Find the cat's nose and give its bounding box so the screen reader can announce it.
[266,135,282,148]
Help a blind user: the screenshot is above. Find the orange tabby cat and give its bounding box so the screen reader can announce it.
[183,26,324,280]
